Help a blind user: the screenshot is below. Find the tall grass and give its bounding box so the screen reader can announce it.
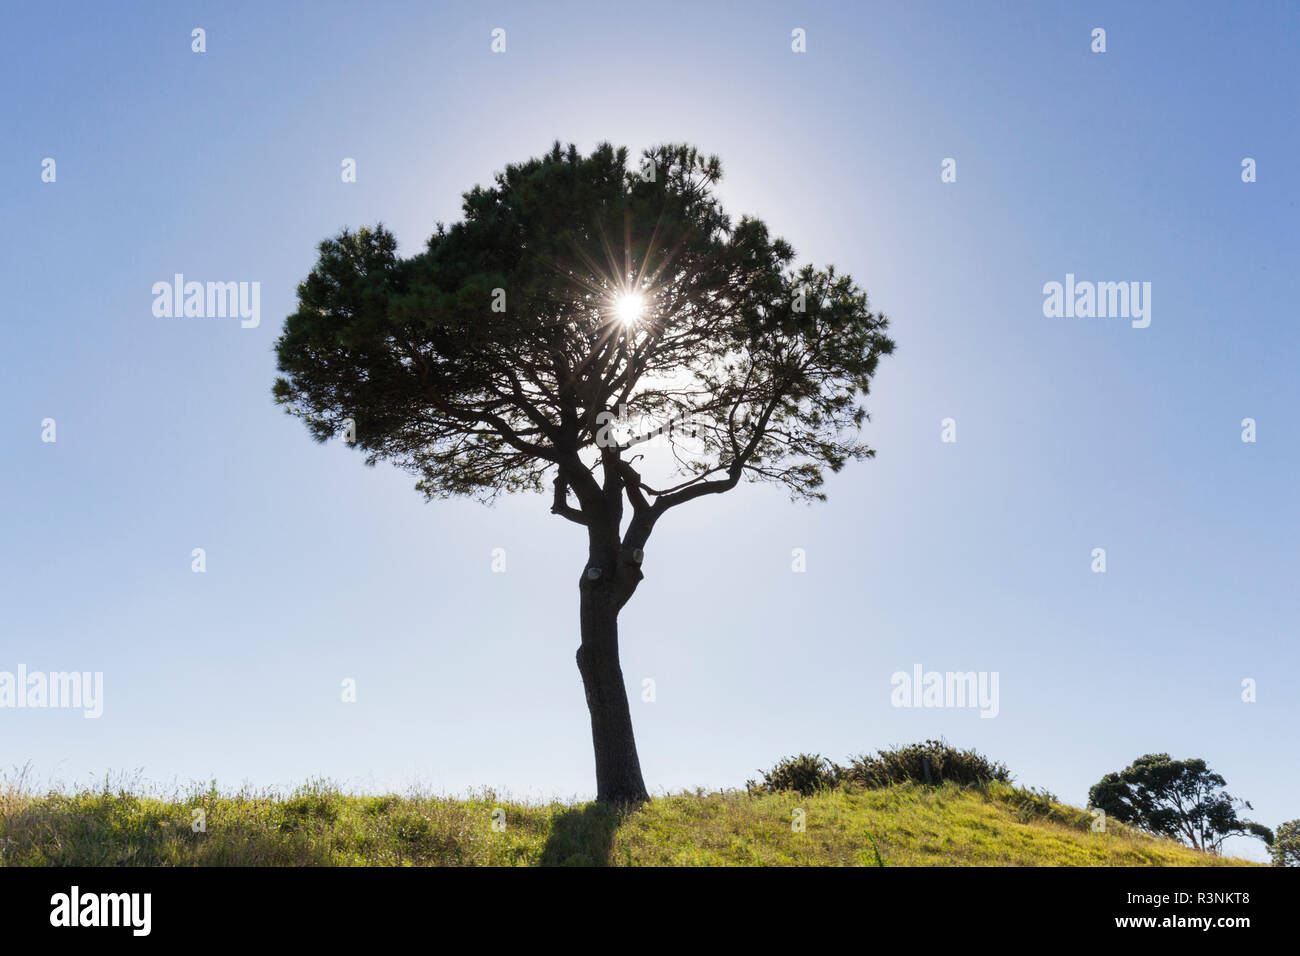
[0,769,1255,867]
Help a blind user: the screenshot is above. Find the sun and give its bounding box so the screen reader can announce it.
[613,291,645,325]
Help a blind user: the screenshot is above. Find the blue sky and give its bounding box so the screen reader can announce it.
[2,1,1296,860]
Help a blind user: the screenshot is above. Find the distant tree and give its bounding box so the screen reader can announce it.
[273,142,895,803]
[1088,753,1273,854]
[1272,819,1300,867]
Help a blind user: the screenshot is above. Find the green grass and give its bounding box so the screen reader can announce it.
[0,776,1258,866]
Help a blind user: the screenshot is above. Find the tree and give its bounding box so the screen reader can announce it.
[273,142,895,803]
[1272,819,1300,866]
[1088,753,1273,854]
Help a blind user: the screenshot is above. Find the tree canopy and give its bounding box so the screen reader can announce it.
[274,143,894,538]
[1088,753,1273,854]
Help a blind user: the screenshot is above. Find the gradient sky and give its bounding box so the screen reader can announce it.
[2,1,1296,861]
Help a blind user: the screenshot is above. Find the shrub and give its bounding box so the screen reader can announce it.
[844,739,1010,789]
[746,753,844,796]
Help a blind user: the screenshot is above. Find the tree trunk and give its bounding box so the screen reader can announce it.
[576,576,649,804]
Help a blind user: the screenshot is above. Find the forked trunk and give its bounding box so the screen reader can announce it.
[576,578,649,804]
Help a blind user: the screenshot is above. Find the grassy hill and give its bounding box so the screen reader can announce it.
[0,779,1257,866]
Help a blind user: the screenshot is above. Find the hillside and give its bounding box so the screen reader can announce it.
[0,780,1257,866]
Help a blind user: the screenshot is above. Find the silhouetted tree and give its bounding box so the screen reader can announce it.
[1088,753,1273,854]
[273,143,894,802]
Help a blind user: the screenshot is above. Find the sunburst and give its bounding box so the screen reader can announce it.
[613,291,646,325]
